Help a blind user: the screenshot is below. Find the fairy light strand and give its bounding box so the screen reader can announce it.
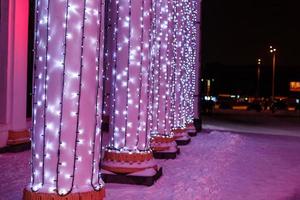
[124,0,133,147]
[41,0,51,187]
[91,0,105,191]
[30,0,40,191]
[135,0,146,148]
[56,0,70,195]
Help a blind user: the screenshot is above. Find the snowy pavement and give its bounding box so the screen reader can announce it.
[203,110,300,137]
[1,130,300,200]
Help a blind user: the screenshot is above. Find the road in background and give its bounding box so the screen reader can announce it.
[203,110,300,137]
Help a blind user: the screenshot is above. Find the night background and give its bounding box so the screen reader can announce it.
[2,0,300,199]
[25,0,300,116]
[202,0,300,97]
[26,0,300,116]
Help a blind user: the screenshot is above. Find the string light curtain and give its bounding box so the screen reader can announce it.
[24,0,106,199]
[149,0,178,153]
[183,0,200,134]
[194,0,202,121]
[171,0,184,128]
[169,0,191,141]
[182,0,198,126]
[103,0,158,174]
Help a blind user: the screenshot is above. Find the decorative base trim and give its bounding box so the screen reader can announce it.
[0,142,31,154]
[102,167,162,186]
[172,128,186,134]
[102,165,158,174]
[102,150,156,174]
[151,146,170,152]
[23,189,105,200]
[176,138,191,146]
[188,131,198,137]
[193,118,202,132]
[7,130,30,145]
[153,148,180,159]
[104,150,153,163]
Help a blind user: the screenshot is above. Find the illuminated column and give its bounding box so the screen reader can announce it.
[170,0,191,145]
[148,0,160,139]
[102,0,162,185]
[182,0,200,136]
[193,0,203,132]
[23,0,106,199]
[149,0,179,159]
[184,0,196,124]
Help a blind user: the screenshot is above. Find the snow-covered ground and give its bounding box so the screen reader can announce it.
[1,130,300,200]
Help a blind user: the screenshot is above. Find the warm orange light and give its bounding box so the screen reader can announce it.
[290,82,300,92]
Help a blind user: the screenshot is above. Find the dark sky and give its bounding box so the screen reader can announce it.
[202,0,300,67]
[201,0,300,96]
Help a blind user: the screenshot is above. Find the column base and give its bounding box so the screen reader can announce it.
[23,189,105,200]
[0,130,31,153]
[188,131,198,137]
[0,142,31,153]
[153,148,180,159]
[193,118,202,132]
[7,130,30,145]
[185,123,198,137]
[176,138,191,146]
[102,167,162,186]
[173,128,190,146]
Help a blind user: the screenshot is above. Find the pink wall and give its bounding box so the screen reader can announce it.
[0,0,29,129]
[0,1,9,124]
[7,0,29,131]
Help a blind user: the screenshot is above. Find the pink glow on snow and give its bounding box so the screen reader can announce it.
[1,131,300,199]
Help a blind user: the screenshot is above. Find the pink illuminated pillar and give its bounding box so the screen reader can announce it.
[149,0,178,155]
[189,0,203,133]
[181,0,200,134]
[0,0,30,148]
[183,0,196,124]
[194,0,202,120]
[169,0,191,142]
[24,0,105,199]
[103,0,158,175]
[0,0,8,126]
[7,0,29,132]
[172,0,185,128]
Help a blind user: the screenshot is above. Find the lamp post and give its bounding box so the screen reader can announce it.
[257,58,261,98]
[269,46,277,100]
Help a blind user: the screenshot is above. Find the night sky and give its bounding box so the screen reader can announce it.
[202,0,300,96]
[25,0,300,117]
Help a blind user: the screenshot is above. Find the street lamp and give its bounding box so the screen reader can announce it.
[257,58,262,98]
[269,46,277,100]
